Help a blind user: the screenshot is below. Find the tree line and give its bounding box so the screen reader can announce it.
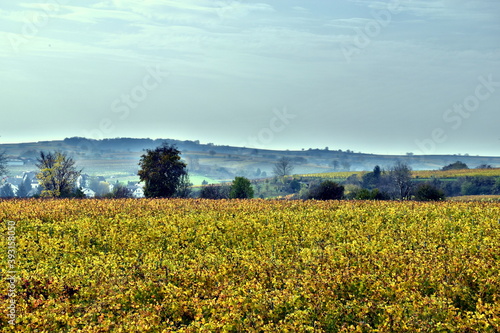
[0,144,498,200]
[0,143,257,199]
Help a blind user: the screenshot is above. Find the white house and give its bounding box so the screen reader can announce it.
[127,182,145,198]
[76,174,91,189]
[81,188,96,198]
[5,177,23,195]
[132,187,145,198]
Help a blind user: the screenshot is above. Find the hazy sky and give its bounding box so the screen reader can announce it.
[1,0,499,155]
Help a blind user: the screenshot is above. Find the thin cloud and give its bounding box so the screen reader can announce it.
[0,0,499,155]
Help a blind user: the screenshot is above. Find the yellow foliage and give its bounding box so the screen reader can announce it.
[302,168,500,180]
[413,168,500,179]
[0,199,499,332]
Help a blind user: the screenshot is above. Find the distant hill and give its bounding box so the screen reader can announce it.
[1,137,500,185]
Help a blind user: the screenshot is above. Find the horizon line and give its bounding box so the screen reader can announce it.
[0,137,499,158]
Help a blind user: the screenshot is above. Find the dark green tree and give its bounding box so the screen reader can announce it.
[308,181,344,200]
[442,161,468,171]
[362,165,382,189]
[229,177,254,199]
[460,176,496,195]
[138,143,187,198]
[493,178,500,195]
[415,183,445,201]
[352,188,371,200]
[36,151,81,198]
[352,188,389,200]
[289,179,301,193]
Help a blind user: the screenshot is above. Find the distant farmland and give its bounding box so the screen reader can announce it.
[301,168,500,181]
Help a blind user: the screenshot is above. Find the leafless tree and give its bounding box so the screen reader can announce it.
[388,161,414,200]
[273,157,294,178]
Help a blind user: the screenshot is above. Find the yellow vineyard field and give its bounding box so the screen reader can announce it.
[1,199,500,332]
[413,168,500,179]
[449,195,500,202]
[299,171,367,179]
[301,168,500,180]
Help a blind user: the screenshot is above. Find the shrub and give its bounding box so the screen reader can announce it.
[199,185,230,199]
[307,181,344,200]
[351,188,390,200]
[442,161,468,171]
[415,183,445,201]
[229,177,254,199]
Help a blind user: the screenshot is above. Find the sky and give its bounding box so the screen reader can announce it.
[1,0,499,156]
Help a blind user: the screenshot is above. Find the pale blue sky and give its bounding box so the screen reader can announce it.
[1,0,499,155]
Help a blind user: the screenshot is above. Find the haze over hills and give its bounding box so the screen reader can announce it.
[3,2,500,157]
[1,137,500,186]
